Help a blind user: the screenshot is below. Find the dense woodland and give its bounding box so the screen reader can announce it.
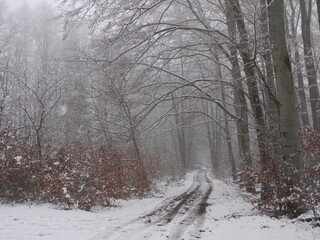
[0,0,319,216]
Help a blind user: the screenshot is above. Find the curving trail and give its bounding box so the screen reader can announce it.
[95,169,214,240]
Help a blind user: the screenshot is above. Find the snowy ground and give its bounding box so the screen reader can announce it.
[0,170,319,240]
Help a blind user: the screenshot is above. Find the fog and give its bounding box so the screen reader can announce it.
[1,0,319,224]
[7,0,56,9]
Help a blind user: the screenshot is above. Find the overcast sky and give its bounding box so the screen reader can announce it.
[7,0,57,9]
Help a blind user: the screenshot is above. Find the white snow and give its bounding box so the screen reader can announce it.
[62,187,71,199]
[190,178,320,240]
[0,171,319,240]
[0,173,193,240]
[14,155,22,164]
[58,105,67,116]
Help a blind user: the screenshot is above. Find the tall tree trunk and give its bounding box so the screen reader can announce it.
[172,94,187,169]
[294,46,311,125]
[187,124,193,168]
[259,0,282,161]
[205,104,218,172]
[299,0,320,132]
[268,0,301,170]
[316,0,320,28]
[214,52,237,180]
[225,0,252,169]
[227,0,270,166]
[288,0,310,126]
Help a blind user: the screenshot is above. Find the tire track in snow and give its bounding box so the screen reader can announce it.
[92,169,213,240]
[142,170,202,224]
[170,170,213,240]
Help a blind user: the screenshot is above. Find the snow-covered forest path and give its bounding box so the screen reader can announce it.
[95,169,213,240]
[91,170,318,240]
[0,170,319,240]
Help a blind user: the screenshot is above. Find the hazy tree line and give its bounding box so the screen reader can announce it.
[0,0,320,215]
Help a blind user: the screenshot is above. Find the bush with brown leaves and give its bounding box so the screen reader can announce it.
[0,129,40,202]
[0,130,151,210]
[239,126,320,218]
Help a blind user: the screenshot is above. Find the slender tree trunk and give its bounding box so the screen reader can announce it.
[317,0,320,28]
[187,124,193,168]
[204,102,221,176]
[214,52,237,180]
[221,84,237,180]
[288,0,310,126]
[172,95,187,169]
[205,107,217,169]
[225,0,252,169]
[299,0,320,132]
[215,106,222,170]
[227,0,270,166]
[35,126,43,159]
[294,46,311,126]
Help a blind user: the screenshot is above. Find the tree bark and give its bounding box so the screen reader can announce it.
[205,104,218,171]
[259,0,282,161]
[225,1,252,169]
[214,52,237,180]
[317,0,320,28]
[288,0,310,126]
[226,0,270,166]
[299,0,320,132]
[268,0,301,170]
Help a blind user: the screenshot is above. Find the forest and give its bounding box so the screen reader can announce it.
[0,0,320,222]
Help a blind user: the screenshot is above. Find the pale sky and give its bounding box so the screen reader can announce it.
[7,0,57,9]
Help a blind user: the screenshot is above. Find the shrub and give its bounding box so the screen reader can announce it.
[238,125,320,218]
[122,160,150,197]
[0,129,40,202]
[0,130,151,210]
[240,163,308,217]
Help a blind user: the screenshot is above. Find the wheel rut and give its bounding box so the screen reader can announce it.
[169,170,213,239]
[102,169,213,240]
[142,170,202,223]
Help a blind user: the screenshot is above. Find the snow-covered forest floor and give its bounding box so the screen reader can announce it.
[1,170,319,240]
